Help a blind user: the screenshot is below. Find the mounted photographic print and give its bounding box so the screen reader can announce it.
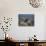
[18,14,34,26]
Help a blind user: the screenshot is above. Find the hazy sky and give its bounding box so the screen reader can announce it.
[19,14,34,21]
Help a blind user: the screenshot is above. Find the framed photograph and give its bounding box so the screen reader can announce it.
[18,14,34,26]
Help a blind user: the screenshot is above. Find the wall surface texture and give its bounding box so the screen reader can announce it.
[0,0,46,40]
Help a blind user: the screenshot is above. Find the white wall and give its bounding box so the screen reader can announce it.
[44,16,46,40]
[0,0,46,40]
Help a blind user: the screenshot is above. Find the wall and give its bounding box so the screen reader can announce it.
[0,0,46,40]
[44,16,46,40]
